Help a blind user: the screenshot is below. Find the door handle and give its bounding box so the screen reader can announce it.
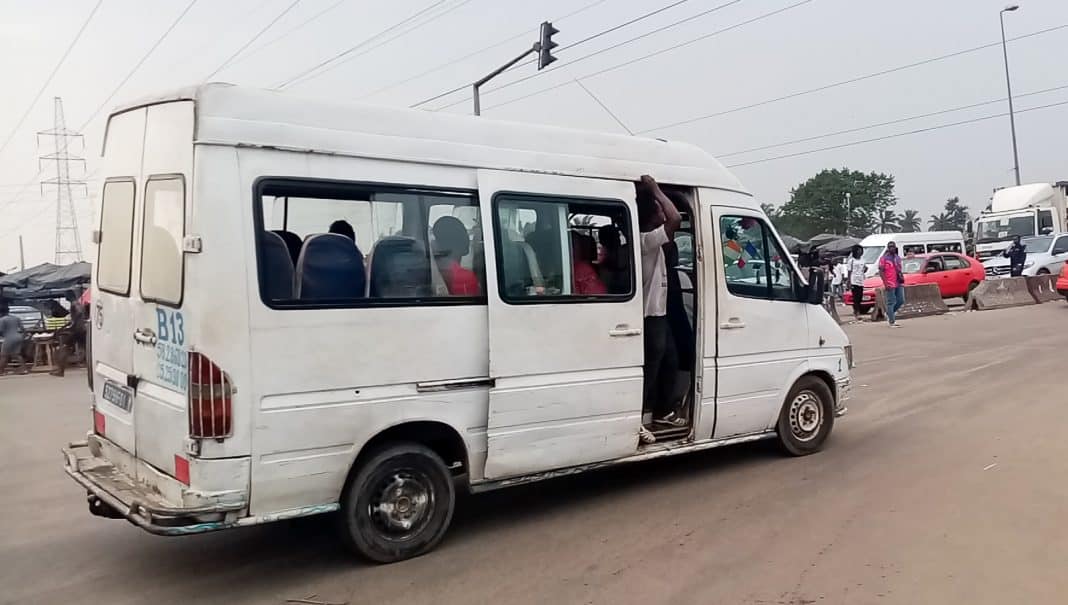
[609,325,642,337]
[720,318,747,330]
[133,328,158,346]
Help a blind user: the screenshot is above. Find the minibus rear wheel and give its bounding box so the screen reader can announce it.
[339,442,455,563]
[776,376,834,456]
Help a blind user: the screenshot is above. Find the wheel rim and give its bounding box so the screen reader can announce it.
[367,468,435,541]
[789,390,824,442]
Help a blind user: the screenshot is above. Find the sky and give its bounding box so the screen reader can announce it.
[1,0,1066,271]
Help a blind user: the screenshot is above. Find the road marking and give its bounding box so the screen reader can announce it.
[983,463,998,471]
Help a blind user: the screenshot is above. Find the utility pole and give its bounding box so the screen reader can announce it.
[473,21,559,116]
[999,5,1022,185]
[38,97,87,265]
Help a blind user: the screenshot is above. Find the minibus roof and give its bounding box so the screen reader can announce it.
[859,231,964,247]
[107,83,750,198]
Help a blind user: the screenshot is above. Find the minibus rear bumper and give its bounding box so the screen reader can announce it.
[62,434,247,536]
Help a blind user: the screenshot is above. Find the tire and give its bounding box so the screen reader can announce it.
[962,280,979,303]
[1037,269,1051,275]
[338,443,455,563]
[776,376,835,457]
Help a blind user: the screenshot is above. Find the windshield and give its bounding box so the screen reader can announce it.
[902,258,924,274]
[860,246,884,263]
[1020,235,1052,253]
[977,214,1035,243]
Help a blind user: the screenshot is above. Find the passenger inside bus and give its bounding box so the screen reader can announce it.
[526,211,564,292]
[597,224,630,294]
[432,216,481,296]
[570,232,607,295]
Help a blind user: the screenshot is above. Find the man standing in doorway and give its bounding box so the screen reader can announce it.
[1003,235,1027,277]
[637,175,684,444]
[847,245,867,321]
[879,241,905,327]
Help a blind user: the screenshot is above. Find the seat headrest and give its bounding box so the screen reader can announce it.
[271,230,303,265]
[296,233,366,300]
[261,231,295,301]
[369,236,432,298]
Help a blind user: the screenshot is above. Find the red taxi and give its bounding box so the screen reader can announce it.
[843,252,985,312]
[1057,261,1068,302]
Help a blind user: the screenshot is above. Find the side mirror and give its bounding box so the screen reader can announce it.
[1040,226,1053,235]
[804,268,824,305]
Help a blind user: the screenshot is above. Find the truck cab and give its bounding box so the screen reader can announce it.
[975,183,1068,261]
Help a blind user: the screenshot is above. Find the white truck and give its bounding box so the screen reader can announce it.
[974,182,1068,261]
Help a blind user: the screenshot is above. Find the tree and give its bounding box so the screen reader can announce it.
[929,212,954,231]
[898,209,921,233]
[877,209,899,233]
[940,196,971,232]
[760,202,778,218]
[778,168,897,239]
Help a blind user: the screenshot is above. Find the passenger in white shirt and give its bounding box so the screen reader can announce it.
[636,175,683,444]
[846,245,868,321]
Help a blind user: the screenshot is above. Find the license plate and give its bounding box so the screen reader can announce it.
[102,380,133,412]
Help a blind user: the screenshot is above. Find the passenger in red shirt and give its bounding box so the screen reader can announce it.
[432,216,481,296]
[571,232,607,295]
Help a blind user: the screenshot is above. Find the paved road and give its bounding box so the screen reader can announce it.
[2,303,1066,605]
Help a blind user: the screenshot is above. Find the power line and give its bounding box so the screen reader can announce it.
[81,0,200,132]
[575,80,633,134]
[204,0,304,81]
[439,0,796,113]
[640,22,1068,134]
[223,0,352,70]
[359,0,610,102]
[421,0,748,110]
[274,0,456,89]
[724,98,1068,168]
[718,83,1068,158]
[0,0,104,160]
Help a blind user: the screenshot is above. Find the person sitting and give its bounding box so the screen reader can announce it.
[571,232,607,295]
[432,216,481,295]
[597,224,629,294]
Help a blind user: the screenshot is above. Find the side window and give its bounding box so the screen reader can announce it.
[925,257,945,272]
[493,194,633,302]
[1039,209,1054,233]
[140,176,185,305]
[943,255,966,270]
[1053,236,1068,255]
[97,179,136,296]
[255,179,484,306]
[719,215,796,300]
[903,244,926,256]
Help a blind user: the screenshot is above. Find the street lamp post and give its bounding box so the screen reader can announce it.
[844,192,851,236]
[1000,5,1021,186]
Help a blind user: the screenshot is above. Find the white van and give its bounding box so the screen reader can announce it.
[858,231,966,277]
[64,84,852,563]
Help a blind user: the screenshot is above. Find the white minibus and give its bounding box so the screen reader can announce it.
[64,84,852,563]
[858,231,966,277]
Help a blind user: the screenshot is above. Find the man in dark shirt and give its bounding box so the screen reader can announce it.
[1003,235,1027,277]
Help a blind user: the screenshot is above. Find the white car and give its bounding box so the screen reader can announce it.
[982,233,1068,278]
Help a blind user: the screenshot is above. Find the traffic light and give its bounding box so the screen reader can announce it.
[537,21,559,70]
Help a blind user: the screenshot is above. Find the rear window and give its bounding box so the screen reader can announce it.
[97,179,136,295]
[139,176,186,306]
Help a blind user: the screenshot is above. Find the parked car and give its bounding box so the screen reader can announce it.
[981,233,1068,278]
[843,252,985,312]
[1057,261,1068,302]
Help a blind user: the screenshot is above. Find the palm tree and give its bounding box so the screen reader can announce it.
[898,209,921,233]
[929,212,953,231]
[877,209,899,233]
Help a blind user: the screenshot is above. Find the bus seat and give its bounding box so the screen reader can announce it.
[368,236,432,298]
[261,231,295,300]
[271,229,303,265]
[296,233,367,300]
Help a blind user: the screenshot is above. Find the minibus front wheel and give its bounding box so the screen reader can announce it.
[776,375,835,456]
[339,442,456,563]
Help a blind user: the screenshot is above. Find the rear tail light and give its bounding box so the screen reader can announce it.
[188,352,233,440]
[93,409,106,436]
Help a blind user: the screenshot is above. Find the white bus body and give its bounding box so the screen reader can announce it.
[64,84,852,562]
[858,231,966,277]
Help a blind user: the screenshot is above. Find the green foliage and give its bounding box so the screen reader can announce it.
[898,209,921,233]
[778,168,897,239]
[877,209,899,234]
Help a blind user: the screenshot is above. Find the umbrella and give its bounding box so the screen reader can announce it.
[778,234,802,253]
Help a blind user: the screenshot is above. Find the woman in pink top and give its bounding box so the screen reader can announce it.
[878,241,905,327]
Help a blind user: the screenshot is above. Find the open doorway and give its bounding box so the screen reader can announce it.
[638,184,698,443]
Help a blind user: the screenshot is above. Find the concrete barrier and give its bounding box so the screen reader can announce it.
[1026,274,1060,303]
[965,277,1036,310]
[871,283,948,322]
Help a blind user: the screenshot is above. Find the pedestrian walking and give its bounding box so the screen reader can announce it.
[0,303,29,375]
[879,241,905,327]
[1003,235,1027,277]
[847,245,867,321]
[830,258,843,298]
